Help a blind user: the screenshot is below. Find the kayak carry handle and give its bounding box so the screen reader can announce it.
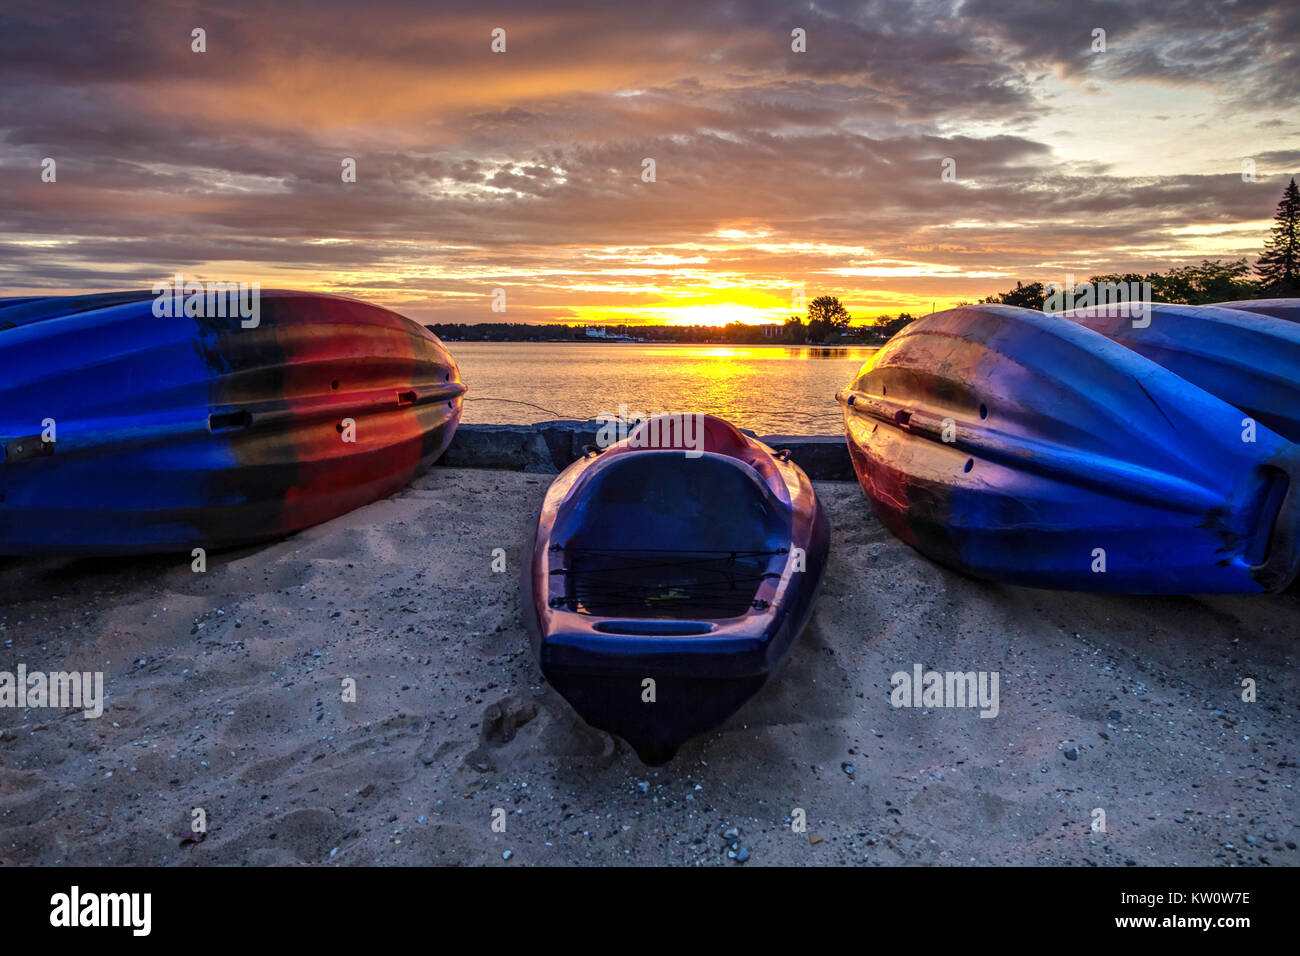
[208,410,253,433]
[1251,449,1300,593]
[592,620,716,636]
[4,434,54,462]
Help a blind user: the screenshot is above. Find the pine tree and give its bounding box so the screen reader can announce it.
[1256,177,1300,296]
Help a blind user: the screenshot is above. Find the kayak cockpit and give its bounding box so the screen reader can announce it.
[548,451,791,620]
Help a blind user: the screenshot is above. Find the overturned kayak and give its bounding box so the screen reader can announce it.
[1065,302,1300,443]
[0,290,465,555]
[836,305,1299,594]
[522,414,829,763]
[1213,298,1300,323]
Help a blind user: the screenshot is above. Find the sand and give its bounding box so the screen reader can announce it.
[0,467,1296,866]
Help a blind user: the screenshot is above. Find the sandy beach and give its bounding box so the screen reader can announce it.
[1,466,1296,867]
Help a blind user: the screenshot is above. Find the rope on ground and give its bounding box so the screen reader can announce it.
[464,396,584,419]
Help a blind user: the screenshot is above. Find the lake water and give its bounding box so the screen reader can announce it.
[446,342,879,436]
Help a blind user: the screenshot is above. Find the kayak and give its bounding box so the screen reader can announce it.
[835,305,1299,594]
[1064,302,1300,443]
[0,290,465,555]
[522,414,829,763]
[1213,298,1300,323]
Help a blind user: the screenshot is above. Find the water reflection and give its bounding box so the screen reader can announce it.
[450,342,879,435]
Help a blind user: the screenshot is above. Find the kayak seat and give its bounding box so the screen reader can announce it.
[552,452,790,619]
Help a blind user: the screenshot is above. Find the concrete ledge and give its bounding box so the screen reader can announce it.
[757,434,855,481]
[439,420,853,480]
[438,424,556,473]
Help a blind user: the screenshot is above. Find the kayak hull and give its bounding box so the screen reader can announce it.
[0,291,465,555]
[836,305,1300,594]
[1213,298,1300,323]
[523,415,829,763]
[1066,302,1300,444]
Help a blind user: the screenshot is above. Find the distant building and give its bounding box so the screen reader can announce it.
[583,325,641,342]
[760,324,783,338]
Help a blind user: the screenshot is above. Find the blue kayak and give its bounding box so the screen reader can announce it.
[836,305,1299,594]
[1065,302,1300,444]
[522,415,829,763]
[0,291,465,555]
[1213,298,1300,323]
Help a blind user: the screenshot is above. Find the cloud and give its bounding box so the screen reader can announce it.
[0,0,1293,317]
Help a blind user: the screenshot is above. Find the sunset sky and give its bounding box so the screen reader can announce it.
[2,0,1297,325]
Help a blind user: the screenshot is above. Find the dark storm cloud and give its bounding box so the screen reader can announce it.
[961,0,1300,99]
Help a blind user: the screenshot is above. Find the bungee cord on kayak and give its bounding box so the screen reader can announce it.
[549,546,790,615]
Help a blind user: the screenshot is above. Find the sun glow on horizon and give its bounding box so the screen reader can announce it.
[662,303,773,326]
[571,292,791,327]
